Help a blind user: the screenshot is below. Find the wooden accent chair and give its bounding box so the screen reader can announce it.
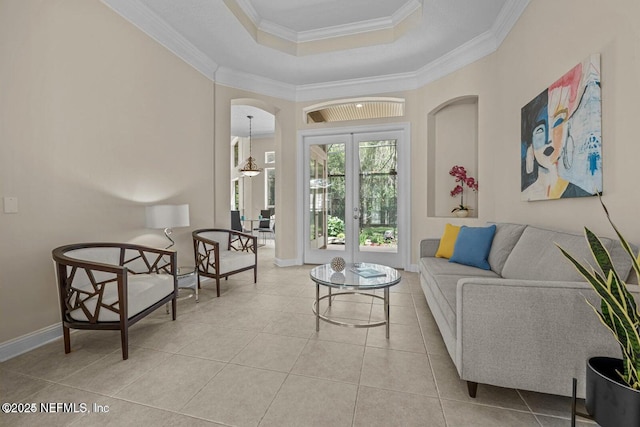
[192,229,257,296]
[52,243,178,360]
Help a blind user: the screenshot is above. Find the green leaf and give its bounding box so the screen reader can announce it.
[557,201,640,390]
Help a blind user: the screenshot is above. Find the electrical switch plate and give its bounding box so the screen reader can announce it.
[3,197,18,213]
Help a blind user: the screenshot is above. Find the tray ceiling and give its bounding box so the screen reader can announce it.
[101,0,530,101]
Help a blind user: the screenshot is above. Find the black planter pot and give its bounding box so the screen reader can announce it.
[586,357,640,427]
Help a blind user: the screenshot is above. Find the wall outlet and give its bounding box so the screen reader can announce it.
[3,197,18,213]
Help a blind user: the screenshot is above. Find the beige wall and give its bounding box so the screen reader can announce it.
[2,0,639,348]
[411,0,640,263]
[0,0,214,343]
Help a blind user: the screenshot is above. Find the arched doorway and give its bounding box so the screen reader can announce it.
[230,101,276,247]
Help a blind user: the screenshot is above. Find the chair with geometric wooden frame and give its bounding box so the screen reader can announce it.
[52,242,178,360]
[192,229,257,297]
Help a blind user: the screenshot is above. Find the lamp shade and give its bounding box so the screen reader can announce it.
[145,204,190,229]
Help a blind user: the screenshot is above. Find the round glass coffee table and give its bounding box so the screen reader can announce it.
[310,262,401,338]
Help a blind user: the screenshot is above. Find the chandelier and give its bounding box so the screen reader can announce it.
[239,115,262,177]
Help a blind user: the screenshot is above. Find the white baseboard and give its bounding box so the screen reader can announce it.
[0,323,63,362]
[405,263,419,273]
[274,257,302,267]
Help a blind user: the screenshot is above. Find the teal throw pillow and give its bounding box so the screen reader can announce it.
[449,224,497,270]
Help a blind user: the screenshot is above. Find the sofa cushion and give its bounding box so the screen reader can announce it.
[501,226,623,282]
[427,275,460,337]
[218,251,255,274]
[487,223,527,275]
[450,225,497,270]
[436,224,460,259]
[420,257,501,278]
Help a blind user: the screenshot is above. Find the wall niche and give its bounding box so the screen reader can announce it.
[427,96,479,218]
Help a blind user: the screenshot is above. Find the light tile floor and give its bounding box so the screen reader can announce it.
[0,244,597,426]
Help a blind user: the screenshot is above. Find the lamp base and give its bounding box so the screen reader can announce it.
[164,228,175,249]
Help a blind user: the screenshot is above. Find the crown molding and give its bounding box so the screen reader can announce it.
[493,0,531,46]
[295,72,419,102]
[101,0,529,102]
[233,0,421,43]
[214,67,297,101]
[227,0,422,55]
[100,0,218,79]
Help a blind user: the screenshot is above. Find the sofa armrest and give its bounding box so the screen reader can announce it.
[420,238,440,258]
[455,278,623,398]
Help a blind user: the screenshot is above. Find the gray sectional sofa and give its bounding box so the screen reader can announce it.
[418,222,639,398]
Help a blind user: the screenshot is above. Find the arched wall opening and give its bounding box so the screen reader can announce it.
[426,95,479,218]
[230,98,279,248]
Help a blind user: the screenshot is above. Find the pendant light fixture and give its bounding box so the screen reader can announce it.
[240,115,262,177]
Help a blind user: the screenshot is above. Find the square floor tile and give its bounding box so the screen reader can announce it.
[354,385,446,427]
[292,339,364,383]
[230,333,307,372]
[1,339,110,382]
[116,354,225,411]
[360,347,437,396]
[260,374,357,427]
[441,399,540,427]
[262,311,316,339]
[321,301,372,321]
[311,317,369,345]
[0,368,52,402]
[58,346,171,395]
[178,327,258,362]
[182,364,286,426]
[429,353,529,411]
[366,322,426,353]
[519,389,588,419]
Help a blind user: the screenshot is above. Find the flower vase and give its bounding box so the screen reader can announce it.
[454,210,469,218]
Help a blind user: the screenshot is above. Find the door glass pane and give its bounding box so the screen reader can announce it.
[309,155,327,249]
[326,144,345,251]
[358,140,398,253]
[308,143,345,252]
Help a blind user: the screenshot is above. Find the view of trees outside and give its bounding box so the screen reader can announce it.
[326,140,398,248]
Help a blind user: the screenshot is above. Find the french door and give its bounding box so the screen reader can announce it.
[302,126,409,268]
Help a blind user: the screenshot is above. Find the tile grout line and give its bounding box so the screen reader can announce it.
[412,290,450,427]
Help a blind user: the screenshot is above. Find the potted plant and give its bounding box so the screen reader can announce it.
[557,196,639,427]
[449,165,478,217]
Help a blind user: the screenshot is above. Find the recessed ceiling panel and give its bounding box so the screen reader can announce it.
[249,0,414,33]
[102,0,528,97]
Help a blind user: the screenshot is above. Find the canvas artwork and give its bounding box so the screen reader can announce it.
[521,54,602,201]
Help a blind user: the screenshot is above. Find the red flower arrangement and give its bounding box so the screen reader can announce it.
[449,165,479,212]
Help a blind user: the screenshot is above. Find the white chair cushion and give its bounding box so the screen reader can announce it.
[218,251,255,274]
[69,273,174,322]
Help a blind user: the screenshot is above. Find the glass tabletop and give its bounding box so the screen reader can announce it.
[310,262,401,289]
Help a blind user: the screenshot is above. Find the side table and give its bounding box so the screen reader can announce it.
[177,266,199,302]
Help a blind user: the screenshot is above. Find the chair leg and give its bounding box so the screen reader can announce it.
[254,266,257,283]
[120,327,129,360]
[171,298,177,320]
[216,277,220,297]
[467,381,478,398]
[63,326,71,354]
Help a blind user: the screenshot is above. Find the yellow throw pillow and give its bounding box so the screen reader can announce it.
[435,224,461,259]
